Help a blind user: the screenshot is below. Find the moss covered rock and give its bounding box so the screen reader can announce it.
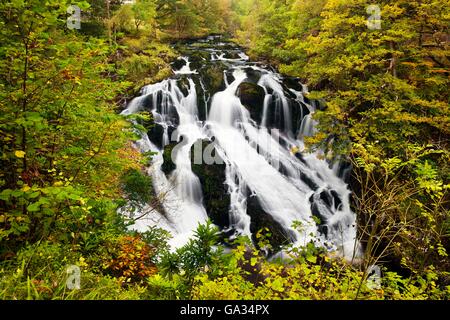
[190,140,230,228]
[161,143,177,176]
[237,82,265,124]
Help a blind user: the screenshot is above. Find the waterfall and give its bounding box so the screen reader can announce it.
[174,57,198,75]
[208,69,249,126]
[121,37,362,260]
[258,74,292,135]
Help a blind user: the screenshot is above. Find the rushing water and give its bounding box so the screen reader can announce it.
[121,36,361,260]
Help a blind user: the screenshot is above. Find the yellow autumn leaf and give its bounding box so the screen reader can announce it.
[15,151,26,158]
[291,146,300,154]
[22,185,31,192]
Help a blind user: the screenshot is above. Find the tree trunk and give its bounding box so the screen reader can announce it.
[389,42,397,78]
[105,0,112,45]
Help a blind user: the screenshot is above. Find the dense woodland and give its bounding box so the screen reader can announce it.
[0,0,448,300]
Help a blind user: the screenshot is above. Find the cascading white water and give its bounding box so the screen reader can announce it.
[122,37,362,260]
[208,69,250,126]
[121,77,208,248]
[174,57,198,75]
[258,74,292,135]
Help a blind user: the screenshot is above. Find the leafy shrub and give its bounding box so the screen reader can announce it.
[159,221,225,298]
[192,241,450,300]
[80,21,106,37]
[120,169,153,212]
[102,235,158,285]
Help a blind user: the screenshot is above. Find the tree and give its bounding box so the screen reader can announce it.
[112,3,134,33]
[132,0,157,32]
[0,0,136,246]
[232,0,450,276]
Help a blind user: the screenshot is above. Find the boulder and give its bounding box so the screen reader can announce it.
[161,143,177,176]
[171,58,186,71]
[202,64,227,96]
[246,193,296,250]
[237,82,265,124]
[147,123,165,150]
[190,139,231,229]
[243,67,262,84]
[282,76,303,92]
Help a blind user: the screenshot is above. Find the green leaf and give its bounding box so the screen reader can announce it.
[306,255,317,264]
[11,190,24,198]
[27,202,41,212]
[27,191,41,199]
[0,189,12,201]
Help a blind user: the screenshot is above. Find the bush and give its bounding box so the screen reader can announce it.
[120,169,153,212]
[192,241,450,300]
[101,235,158,285]
[80,21,107,37]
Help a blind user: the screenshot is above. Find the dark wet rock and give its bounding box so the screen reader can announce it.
[201,64,227,96]
[224,70,235,84]
[294,150,306,163]
[192,78,210,121]
[246,193,296,249]
[309,188,344,236]
[176,77,191,96]
[330,190,343,210]
[237,82,265,124]
[283,77,303,92]
[143,116,175,150]
[300,172,319,191]
[243,67,262,84]
[310,201,324,222]
[191,139,231,228]
[149,93,180,126]
[290,100,306,134]
[311,98,327,111]
[225,51,243,60]
[320,190,333,209]
[277,162,291,177]
[260,95,292,133]
[148,123,165,150]
[317,189,343,212]
[333,160,352,183]
[140,94,154,111]
[309,192,331,225]
[171,58,186,71]
[316,189,344,212]
[161,143,177,176]
[318,225,329,238]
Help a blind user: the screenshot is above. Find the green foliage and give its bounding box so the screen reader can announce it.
[159,221,225,298]
[116,39,177,87]
[0,242,147,300]
[120,169,153,211]
[111,4,135,33]
[192,239,450,300]
[132,0,157,32]
[0,0,165,300]
[155,0,234,39]
[1,0,448,301]
[232,0,450,280]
